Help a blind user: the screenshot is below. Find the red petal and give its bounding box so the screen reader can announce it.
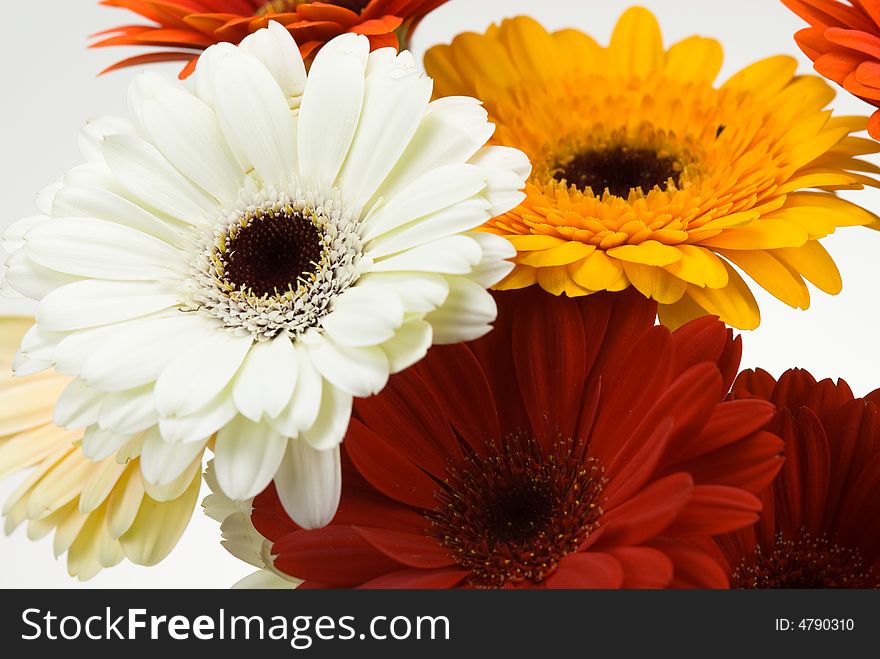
[649,538,730,588]
[603,546,675,589]
[354,527,455,568]
[358,567,469,589]
[665,485,761,536]
[414,344,500,454]
[544,552,624,589]
[669,399,776,463]
[599,472,694,546]
[732,368,777,400]
[273,527,404,586]
[345,419,440,509]
[825,26,880,59]
[773,407,830,531]
[97,51,196,75]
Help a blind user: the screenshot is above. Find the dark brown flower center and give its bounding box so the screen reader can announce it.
[553,145,682,198]
[257,0,371,14]
[427,433,604,588]
[732,531,877,589]
[223,208,323,298]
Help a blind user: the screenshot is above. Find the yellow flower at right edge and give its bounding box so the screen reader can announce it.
[425,7,880,330]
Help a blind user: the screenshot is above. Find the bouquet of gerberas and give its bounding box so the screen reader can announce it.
[1,0,879,589]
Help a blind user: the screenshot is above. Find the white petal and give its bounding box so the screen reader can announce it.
[37,280,178,332]
[25,217,184,281]
[468,145,531,215]
[155,330,254,417]
[129,73,243,205]
[239,22,307,108]
[377,96,495,198]
[3,216,45,253]
[158,389,238,444]
[53,379,104,429]
[380,319,433,373]
[36,181,63,215]
[139,426,206,486]
[53,325,119,375]
[297,33,368,183]
[191,42,239,108]
[82,425,137,461]
[338,50,433,202]
[426,276,499,344]
[369,234,483,275]
[361,163,487,242]
[307,336,389,397]
[320,284,404,347]
[3,249,80,301]
[97,386,158,435]
[80,314,209,392]
[300,381,352,451]
[52,183,184,245]
[101,134,219,222]
[232,334,299,422]
[466,231,516,287]
[210,49,297,185]
[18,322,62,363]
[269,345,322,437]
[214,415,287,499]
[77,115,136,163]
[356,272,449,314]
[273,441,340,530]
[365,197,492,259]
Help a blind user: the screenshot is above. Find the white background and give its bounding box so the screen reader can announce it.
[2,0,879,587]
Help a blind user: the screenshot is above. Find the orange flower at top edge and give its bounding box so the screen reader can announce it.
[92,0,449,78]
[783,0,880,139]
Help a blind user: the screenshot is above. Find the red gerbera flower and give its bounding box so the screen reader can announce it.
[252,288,784,589]
[92,0,448,77]
[715,368,880,587]
[783,0,880,138]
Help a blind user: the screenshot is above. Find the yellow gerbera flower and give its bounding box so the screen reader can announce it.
[424,7,880,329]
[0,317,201,580]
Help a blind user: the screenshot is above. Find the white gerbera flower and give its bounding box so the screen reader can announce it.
[2,23,530,529]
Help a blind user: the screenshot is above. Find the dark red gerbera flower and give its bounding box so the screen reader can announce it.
[783,0,880,138]
[715,368,880,587]
[252,288,784,589]
[92,0,448,77]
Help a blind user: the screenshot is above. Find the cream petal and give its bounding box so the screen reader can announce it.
[308,336,389,397]
[3,249,81,300]
[320,284,404,347]
[54,379,103,429]
[155,330,254,417]
[239,21,307,108]
[81,425,137,461]
[101,134,218,222]
[97,387,158,434]
[157,388,238,444]
[37,279,178,332]
[426,276,499,344]
[379,320,433,374]
[268,346,322,437]
[232,334,298,422]
[338,50,433,203]
[297,33,368,183]
[139,427,206,487]
[273,441,340,530]
[210,49,297,185]
[214,415,287,500]
[301,382,352,451]
[369,234,483,275]
[78,458,128,514]
[355,272,449,314]
[466,231,517,287]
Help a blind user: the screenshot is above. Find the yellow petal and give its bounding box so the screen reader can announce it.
[772,241,842,295]
[451,32,521,95]
[537,265,577,296]
[568,251,628,291]
[79,457,128,514]
[686,263,761,330]
[722,55,798,99]
[697,220,809,250]
[495,264,538,290]
[0,424,74,480]
[498,17,559,80]
[657,293,710,331]
[717,249,810,309]
[622,263,688,304]
[27,450,95,521]
[53,503,89,556]
[423,43,470,98]
[664,36,723,84]
[119,471,200,567]
[781,192,879,228]
[609,7,664,79]
[506,234,566,251]
[607,240,682,266]
[553,29,605,74]
[519,241,595,267]
[663,245,729,288]
[106,464,145,539]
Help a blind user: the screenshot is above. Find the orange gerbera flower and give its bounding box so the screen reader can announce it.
[783,0,880,139]
[92,0,448,77]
